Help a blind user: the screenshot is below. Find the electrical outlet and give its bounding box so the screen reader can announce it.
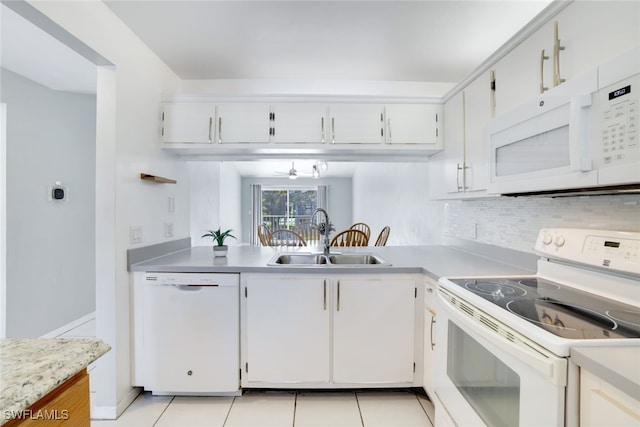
[168,197,175,213]
[130,225,143,244]
[164,222,174,238]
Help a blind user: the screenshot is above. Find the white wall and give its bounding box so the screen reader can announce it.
[180,78,454,98]
[2,69,96,338]
[188,162,243,246]
[353,163,442,245]
[26,0,185,418]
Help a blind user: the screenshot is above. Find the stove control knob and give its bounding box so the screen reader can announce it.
[554,235,566,247]
[542,233,553,245]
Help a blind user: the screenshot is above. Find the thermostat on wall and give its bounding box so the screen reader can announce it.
[48,181,69,202]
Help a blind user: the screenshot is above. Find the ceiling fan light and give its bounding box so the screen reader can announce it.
[288,172,297,180]
[312,165,320,179]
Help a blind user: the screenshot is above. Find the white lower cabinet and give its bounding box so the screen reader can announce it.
[422,277,437,398]
[243,276,330,384]
[241,273,421,388]
[580,368,640,426]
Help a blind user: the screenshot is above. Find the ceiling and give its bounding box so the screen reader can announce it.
[104,0,553,83]
[2,0,553,179]
[0,5,97,94]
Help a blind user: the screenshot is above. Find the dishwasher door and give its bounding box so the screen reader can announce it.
[143,273,239,395]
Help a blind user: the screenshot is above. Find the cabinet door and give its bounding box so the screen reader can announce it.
[463,73,491,193]
[272,103,328,143]
[244,276,330,384]
[423,278,437,398]
[216,103,271,143]
[329,104,385,144]
[442,92,465,194]
[385,104,442,146]
[332,277,416,384]
[580,369,640,426]
[162,102,216,143]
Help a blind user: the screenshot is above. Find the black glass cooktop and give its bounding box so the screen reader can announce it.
[448,278,640,339]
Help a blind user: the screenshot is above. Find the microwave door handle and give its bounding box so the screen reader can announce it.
[569,94,593,172]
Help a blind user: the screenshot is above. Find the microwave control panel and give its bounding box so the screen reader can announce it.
[597,74,639,169]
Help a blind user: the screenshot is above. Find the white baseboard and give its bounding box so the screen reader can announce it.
[40,311,96,338]
[91,387,141,420]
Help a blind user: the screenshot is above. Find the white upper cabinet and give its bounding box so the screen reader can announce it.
[271,103,328,144]
[494,1,640,116]
[431,71,492,199]
[385,104,442,146]
[329,104,385,144]
[215,103,271,143]
[162,102,215,143]
[462,72,491,194]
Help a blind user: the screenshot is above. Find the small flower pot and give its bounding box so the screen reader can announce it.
[213,245,228,257]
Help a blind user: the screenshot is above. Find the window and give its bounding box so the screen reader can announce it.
[262,187,317,230]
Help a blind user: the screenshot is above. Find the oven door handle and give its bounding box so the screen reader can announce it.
[438,291,567,387]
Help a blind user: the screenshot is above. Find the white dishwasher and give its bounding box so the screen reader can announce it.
[143,272,239,395]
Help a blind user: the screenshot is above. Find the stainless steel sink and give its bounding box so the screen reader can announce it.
[269,254,329,265]
[268,253,390,266]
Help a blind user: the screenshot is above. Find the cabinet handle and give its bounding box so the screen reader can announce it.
[323,279,327,310]
[336,280,340,311]
[321,117,325,143]
[208,117,213,143]
[553,21,566,87]
[387,118,392,143]
[331,118,335,144]
[490,69,496,117]
[430,316,436,350]
[218,117,222,143]
[539,50,549,94]
[456,163,463,191]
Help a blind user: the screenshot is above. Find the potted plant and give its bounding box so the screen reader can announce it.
[202,228,236,257]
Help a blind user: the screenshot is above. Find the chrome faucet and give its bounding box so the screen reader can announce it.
[311,208,334,256]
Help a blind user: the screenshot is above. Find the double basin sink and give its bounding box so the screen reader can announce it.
[268,252,391,266]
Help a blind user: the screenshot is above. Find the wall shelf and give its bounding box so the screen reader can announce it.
[140,173,176,184]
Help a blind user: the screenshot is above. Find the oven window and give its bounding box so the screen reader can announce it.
[447,321,521,427]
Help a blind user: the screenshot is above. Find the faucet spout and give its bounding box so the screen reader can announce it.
[311,208,334,256]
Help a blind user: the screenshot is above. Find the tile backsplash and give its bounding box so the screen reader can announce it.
[443,194,640,253]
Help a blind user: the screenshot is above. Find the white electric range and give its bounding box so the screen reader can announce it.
[435,228,639,427]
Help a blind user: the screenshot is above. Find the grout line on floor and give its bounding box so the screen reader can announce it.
[415,394,434,426]
[292,392,298,427]
[354,392,365,427]
[151,395,174,427]
[222,395,237,427]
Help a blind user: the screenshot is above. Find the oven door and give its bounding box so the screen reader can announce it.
[435,289,567,427]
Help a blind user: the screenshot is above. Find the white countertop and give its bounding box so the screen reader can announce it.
[571,346,640,400]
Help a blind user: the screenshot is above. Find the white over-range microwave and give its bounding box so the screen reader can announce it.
[488,47,639,196]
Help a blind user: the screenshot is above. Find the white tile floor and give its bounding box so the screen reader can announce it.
[92,389,435,427]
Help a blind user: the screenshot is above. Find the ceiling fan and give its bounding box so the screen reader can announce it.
[273,161,323,179]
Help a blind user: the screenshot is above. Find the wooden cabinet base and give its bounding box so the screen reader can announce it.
[4,369,90,427]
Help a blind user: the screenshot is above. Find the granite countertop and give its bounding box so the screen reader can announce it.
[130,244,537,279]
[0,338,110,424]
[571,346,640,400]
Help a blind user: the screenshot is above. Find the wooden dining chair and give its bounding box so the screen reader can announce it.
[374,226,390,246]
[330,229,369,247]
[257,224,272,246]
[349,222,371,241]
[295,222,320,244]
[270,229,307,247]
